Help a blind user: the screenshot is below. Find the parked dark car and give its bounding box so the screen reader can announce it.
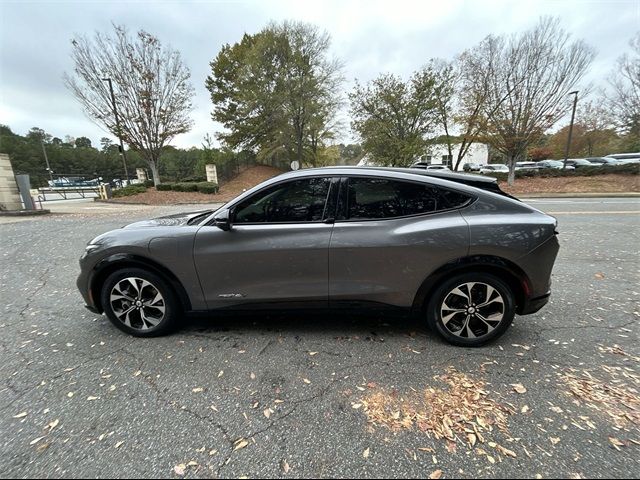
[77,167,559,347]
[564,158,595,168]
[463,163,482,172]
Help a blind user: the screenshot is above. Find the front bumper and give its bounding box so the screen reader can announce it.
[77,260,102,314]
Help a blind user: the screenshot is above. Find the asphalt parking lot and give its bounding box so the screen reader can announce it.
[1,197,638,479]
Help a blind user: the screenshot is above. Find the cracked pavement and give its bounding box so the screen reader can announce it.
[0,197,638,478]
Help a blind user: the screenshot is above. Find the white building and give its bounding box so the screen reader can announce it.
[356,143,489,167]
[421,143,489,167]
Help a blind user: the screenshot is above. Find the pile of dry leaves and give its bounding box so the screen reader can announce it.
[561,366,640,430]
[358,367,514,452]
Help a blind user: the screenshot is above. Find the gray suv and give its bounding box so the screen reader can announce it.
[77,167,559,347]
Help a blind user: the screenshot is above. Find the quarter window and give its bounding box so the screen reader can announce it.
[233,178,331,224]
[344,177,471,220]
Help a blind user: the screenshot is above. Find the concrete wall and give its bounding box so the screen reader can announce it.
[0,153,23,211]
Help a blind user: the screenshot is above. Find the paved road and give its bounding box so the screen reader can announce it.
[0,198,638,479]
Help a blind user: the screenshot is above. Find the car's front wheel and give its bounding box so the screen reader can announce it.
[101,267,180,337]
[427,273,516,347]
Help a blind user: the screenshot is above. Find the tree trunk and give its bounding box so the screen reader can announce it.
[507,155,517,186]
[149,159,161,186]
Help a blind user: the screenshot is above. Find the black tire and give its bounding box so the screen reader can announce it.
[426,272,515,347]
[101,267,180,337]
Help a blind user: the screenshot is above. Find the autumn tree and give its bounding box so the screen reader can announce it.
[350,68,440,167]
[481,17,595,184]
[206,21,343,167]
[606,32,640,147]
[64,24,195,185]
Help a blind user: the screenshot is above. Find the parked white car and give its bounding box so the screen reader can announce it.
[605,153,640,163]
[536,160,575,170]
[480,164,509,174]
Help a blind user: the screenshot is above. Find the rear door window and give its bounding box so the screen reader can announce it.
[343,177,471,220]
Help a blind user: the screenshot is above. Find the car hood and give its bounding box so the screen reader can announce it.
[123,210,213,229]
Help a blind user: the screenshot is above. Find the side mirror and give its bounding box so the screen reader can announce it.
[213,209,232,231]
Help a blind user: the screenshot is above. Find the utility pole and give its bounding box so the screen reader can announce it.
[102,77,130,183]
[41,140,54,185]
[563,91,579,170]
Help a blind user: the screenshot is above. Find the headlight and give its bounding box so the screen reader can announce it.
[85,244,102,254]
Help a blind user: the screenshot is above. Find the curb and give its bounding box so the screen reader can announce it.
[516,192,639,199]
[0,209,51,217]
[93,199,227,206]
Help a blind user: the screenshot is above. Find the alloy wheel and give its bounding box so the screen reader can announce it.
[440,282,505,339]
[109,277,166,330]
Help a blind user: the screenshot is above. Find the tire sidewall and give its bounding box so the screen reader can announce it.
[101,267,178,337]
[427,273,516,347]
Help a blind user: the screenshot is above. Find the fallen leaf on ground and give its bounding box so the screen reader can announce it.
[192,387,204,393]
[429,470,443,479]
[47,419,59,431]
[30,436,45,446]
[512,384,527,394]
[609,437,625,450]
[303,378,311,384]
[282,459,291,473]
[13,412,27,419]
[363,447,370,458]
[115,441,124,449]
[234,439,249,451]
[87,396,99,401]
[174,464,186,476]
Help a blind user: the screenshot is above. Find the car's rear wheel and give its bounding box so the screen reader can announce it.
[101,267,180,337]
[427,273,515,347]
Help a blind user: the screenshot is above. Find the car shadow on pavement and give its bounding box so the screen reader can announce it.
[181,310,431,339]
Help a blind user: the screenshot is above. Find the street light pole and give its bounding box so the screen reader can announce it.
[563,91,579,170]
[41,140,54,185]
[102,77,130,184]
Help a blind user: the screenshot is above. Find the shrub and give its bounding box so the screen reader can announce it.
[484,163,639,182]
[173,182,198,192]
[196,182,219,194]
[112,185,147,198]
[156,183,174,191]
[181,175,207,183]
[143,180,155,187]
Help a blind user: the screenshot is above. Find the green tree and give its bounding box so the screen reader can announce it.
[206,21,343,167]
[349,68,439,167]
[75,136,92,148]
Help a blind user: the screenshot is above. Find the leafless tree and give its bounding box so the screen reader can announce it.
[606,32,640,135]
[481,17,595,184]
[65,25,194,185]
[430,59,459,163]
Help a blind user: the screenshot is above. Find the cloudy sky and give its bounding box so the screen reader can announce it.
[1,0,638,148]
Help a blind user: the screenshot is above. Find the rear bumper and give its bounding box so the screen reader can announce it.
[519,292,551,315]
